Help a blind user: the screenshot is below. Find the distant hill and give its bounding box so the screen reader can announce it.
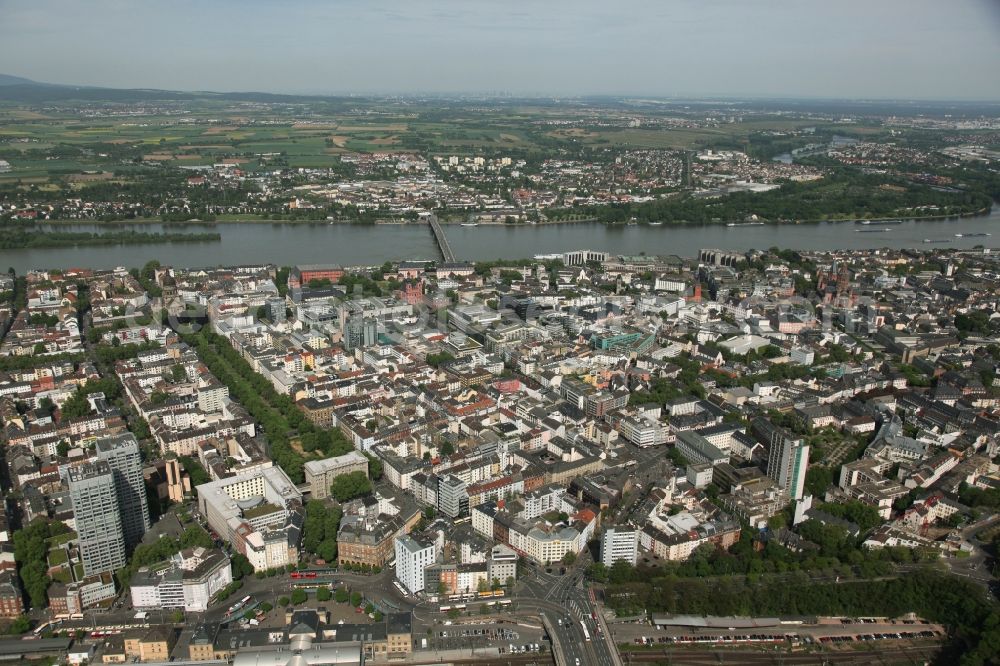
[0,73,996,117]
[0,73,343,105]
[0,73,46,87]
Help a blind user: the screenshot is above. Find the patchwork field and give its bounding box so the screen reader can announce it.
[0,95,888,186]
[0,94,991,200]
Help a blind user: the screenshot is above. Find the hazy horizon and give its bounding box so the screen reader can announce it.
[1,0,999,101]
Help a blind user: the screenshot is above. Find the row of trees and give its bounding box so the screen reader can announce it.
[276,587,368,612]
[183,328,355,483]
[213,578,245,604]
[0,271,27,317]
[0,351,84,372]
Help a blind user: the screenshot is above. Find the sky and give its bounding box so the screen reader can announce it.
[1,0,999,100]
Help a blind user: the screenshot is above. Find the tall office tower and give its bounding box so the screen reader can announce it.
[344,316,377,350]
[766,430,810,501]
[69,461,126,577]
[437,475,468,519]
[95,434,150,549]
[266,297,286,323]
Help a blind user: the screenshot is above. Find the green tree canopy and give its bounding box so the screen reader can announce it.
[329,471,372,502]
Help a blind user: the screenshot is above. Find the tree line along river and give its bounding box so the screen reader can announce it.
[1,208,998,274]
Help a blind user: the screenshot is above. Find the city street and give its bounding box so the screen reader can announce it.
[514,553,619,666]
[941,515,1000,599]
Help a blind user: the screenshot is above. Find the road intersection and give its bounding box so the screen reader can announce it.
[49,553,625,666]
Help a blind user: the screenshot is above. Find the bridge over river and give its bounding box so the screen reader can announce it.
[426,213,457,262]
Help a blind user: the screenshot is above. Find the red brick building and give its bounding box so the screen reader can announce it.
[0,572,24,619]
[399,280,424,305]
[290,264,345,288]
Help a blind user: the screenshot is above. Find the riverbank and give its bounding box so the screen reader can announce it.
[545,205,993,227]
[3,211,999,275]
[33,218,355,226]
[0,229,222,250]
[23,204,993,228]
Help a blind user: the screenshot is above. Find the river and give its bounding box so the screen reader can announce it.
[2,210,998,273]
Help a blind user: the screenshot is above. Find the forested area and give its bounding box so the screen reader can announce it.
[0,228,220,249]
[958,482,1000,510]
[605,569,1000,665]
[589,525,933,586]
[549,170,992,224]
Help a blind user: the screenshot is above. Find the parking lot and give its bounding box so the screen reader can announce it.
[614,615,946,652]
[429,620,548,655]
[821,630,940,644]
[632,634,786,647]
[630,628,941,648]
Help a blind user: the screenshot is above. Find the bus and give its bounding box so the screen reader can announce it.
[580,620,591,642]
[32,621,56,637]
[227,595,252,616]
[477,589,506,599]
